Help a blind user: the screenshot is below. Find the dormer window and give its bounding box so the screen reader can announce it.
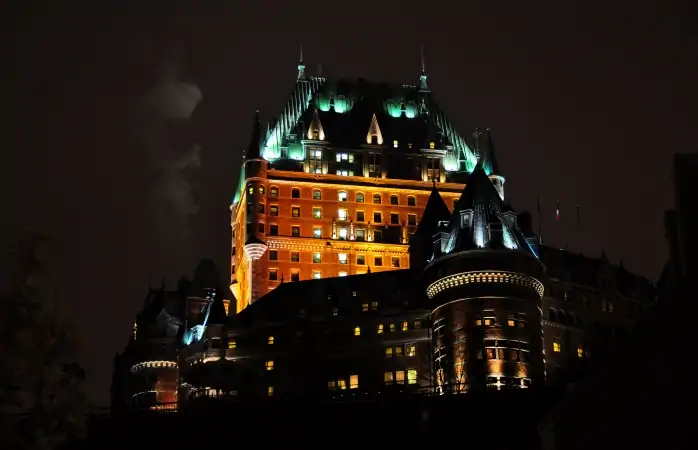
[429,142,435,149]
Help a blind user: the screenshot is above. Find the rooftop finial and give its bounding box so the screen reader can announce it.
[473,128,483,161]
[297,44,306,81]
[419,44,429,92]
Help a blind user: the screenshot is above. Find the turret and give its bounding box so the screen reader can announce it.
[422,164,546,393]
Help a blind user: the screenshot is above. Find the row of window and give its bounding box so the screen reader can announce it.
[271,251,400,267]
[258,185,419,206]
[258,223,398,241]
[551,339,587,358]
[385,344,417,357]
[263,205,418,226]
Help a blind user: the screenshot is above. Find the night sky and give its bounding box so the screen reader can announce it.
[7,0,697,406]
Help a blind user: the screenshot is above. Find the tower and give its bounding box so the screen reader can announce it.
[422,164,546,393]
[229,57,492,312]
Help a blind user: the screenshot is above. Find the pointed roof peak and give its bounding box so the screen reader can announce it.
[419,44,429,92]
[482,128,502,177]
[246,108,261,159]
[414,186,451,238]
[297,44,306,81]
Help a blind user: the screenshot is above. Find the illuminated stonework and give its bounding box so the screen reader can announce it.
[130,360,178,374]
[427,271,545,300]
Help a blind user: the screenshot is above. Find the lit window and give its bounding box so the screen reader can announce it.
[248,186,254,195]
[338,227,348,240]
[384,372,394,385]
[414,320,421,329]
[553,340,561,353]
[314,167,322,174]
[338,271,348,277]
[313,190,322,200]
[373,193,381,204]
[313,253,322,263]
[395,346,403,356]
[401,321,408,331]
[338,208,348,220]
[314,150,322,158]
[228,339,236,349]
[292,206,300,217]
[327,381,336,391]
[259,186,265,195]
[337,378,347,390]
[396,371,405,385]
[338,191,347,201]
[291,226,300,237]
[393,140,398,148]
[429,141,435,149]
[385,347,393,358]
[313,227,322,238]
[406,344,416,356]
[484,318,493,326]
[349,375,359,389]
[265,360,274,371]
[356,193,364,203]
[577,347,584,358]
[371,301,378,310]
[507,318,516,327]
[389,323,396,332]
[270,205,279,216]
[312,271,321,279]
[338,253,348,264]
[392,257,400,268]
[362,303,368,312]
[270,187,278,197]
[377,324,384,334]
[354,326,361,336]
[268,336,274,345]
[313,207,322,219]
[268,386,274,396]
[407,369,417,385]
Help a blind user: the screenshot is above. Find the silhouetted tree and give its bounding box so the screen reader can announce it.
[0,233,88,449]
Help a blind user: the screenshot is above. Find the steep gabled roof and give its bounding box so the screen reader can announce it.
[256,77,478,170]
[441,165,535,256]
[414,187,451,238]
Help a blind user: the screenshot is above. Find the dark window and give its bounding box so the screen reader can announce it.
[291,252,300,262]
[258,204,265,214]
[374,256,383,266]
[373,212,382,223]
[373,194,381,204]
[390,213,400,225]
[356,193,364,203]
[269,270,278,281]
[408,214,417,226]
[357,211,365,222]
[257,223,265,233]
[270,224,279,235]
[292,226,300,237]
[390,195,398,205]
[291,272,300,282]
[407,196,416,206]
[292,188,300,198]
[357,255,365,265]
[269,250,278,261]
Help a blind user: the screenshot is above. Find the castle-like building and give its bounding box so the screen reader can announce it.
[111,59,654,411]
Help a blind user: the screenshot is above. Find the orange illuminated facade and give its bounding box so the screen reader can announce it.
[228,59,505,312]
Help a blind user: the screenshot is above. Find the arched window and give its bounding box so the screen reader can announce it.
[373,193,381,204]
[259,186,265,195]
[548,308,557,322]
[407,196,416,206]
[338,191,348,202]
[313,190,322,200]
[356,192,364,203]
[270,186,279,197]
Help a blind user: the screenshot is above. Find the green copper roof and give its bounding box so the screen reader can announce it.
[258,76,478,171]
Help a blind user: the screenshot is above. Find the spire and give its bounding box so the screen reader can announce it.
[481,128,502,176]
[307,108,325,141]
[366,114,384,145]
[473,128,484,162]
[419,44,429,92]
[246,109,261,159]
[297,44,306,81]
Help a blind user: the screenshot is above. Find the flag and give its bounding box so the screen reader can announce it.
[556,200,560,221]
[576,204,581,226]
